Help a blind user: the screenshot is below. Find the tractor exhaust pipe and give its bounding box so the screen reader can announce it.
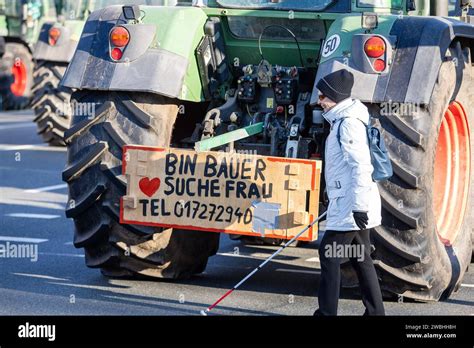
[430,0,448,16]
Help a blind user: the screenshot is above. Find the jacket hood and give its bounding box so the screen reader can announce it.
[322,98,370,126]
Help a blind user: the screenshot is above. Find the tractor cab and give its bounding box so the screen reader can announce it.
[4,0,57,46]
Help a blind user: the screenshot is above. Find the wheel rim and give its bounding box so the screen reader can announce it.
[434,101,471,246]
[10,58,28,96]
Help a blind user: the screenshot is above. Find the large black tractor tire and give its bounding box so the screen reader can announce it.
[62,91,220,279]
[31,61,72,146]
[342,42,473,301]
[0,42,33,110]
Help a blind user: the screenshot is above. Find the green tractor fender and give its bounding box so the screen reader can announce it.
[61,5,210,102]
[33,20,85,63]
[310,14,474,106]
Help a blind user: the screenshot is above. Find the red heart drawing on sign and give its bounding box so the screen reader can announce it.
[139,177,161,197]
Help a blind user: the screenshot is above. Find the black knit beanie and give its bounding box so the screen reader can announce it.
[316,69,354,103]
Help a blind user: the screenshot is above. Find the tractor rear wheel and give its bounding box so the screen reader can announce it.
[31,61,72,146]
[62,91,220,279]
[342,42,473,301]
[0,43,33,110]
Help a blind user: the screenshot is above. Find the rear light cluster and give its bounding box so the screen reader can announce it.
[109,26,130,61]
[48,27,61,46]
[363,36,387,72]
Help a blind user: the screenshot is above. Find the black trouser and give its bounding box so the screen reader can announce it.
[315,228,385,316]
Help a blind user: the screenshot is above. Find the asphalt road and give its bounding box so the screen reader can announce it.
[0,110,473,316]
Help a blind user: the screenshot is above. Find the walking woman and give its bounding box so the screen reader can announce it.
[314,69,385,316]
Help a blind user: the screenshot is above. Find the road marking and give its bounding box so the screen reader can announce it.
[217,252,252,259]
[12,273,69,281]
[306,257,320,262]
[217,252,287,260]
[0,144,44,150]
[275,268,320,275]
[461,284,474,288]
[48,282,121,291]
[0,236,48,243]
[0,117,33,123]
[210,265,253,270]
[0,187,67,210]
[0,144,66,152]
[39,252,84,258]
[0,123,36,130]
[0,110,34,117]
[25,184,68,193]
[5,213,60,219]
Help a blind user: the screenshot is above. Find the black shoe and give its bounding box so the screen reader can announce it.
[313,309,324,316]
[363,308,385,316]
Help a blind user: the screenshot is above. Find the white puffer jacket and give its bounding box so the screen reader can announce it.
[323,98,382,231]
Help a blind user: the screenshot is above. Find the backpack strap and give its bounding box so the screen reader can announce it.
[336,117,369,147]
[336,117,349,147]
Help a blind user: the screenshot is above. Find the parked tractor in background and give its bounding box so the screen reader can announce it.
[0,2,5,64]
[30,0,87,145]
[0,0,58,110]
[0,35,5,73]
[31,0,191,145]
[61,0,473,302]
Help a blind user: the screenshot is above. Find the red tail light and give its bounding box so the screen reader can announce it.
[373,59,386,72]
[111,47,123,61]
[49,27,61,46]
[110,27,130,48]
[364,36,385,58]
[109,26,129,61]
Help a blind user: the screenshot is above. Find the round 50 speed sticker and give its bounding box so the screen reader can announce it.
[322,34,341,58]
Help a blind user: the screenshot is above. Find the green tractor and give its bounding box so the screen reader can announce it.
[0,0,57,110]
[31,0,185,146]
[30,0,88,145]
[61,0,473,302]
[0,3,5,66]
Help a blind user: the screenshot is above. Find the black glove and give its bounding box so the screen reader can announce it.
[353,211,369,230]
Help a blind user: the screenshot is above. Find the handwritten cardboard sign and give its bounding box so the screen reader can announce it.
[120,146,322,241]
